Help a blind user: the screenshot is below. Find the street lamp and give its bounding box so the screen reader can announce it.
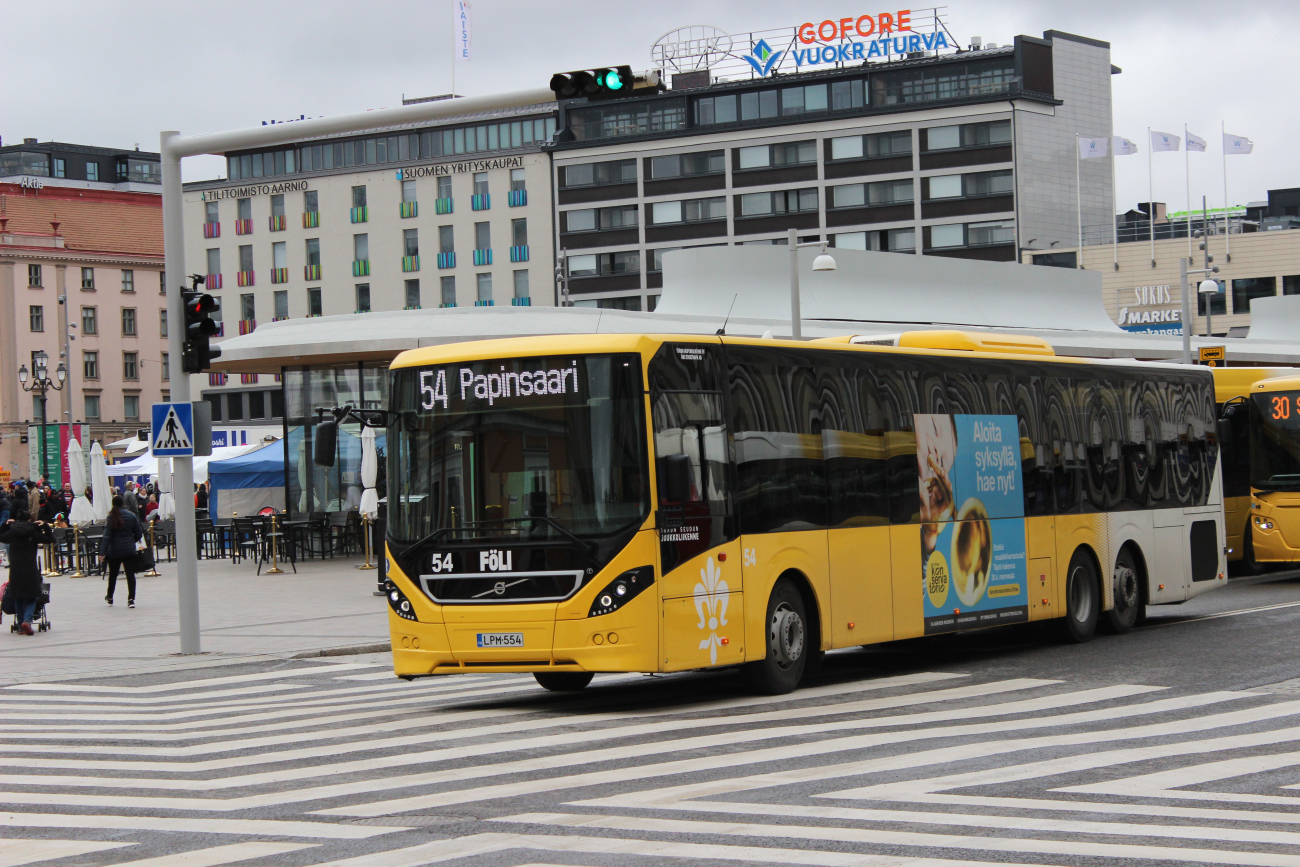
[787,228,837,339]
[1199,279,1221,338]
[18,350,67,482]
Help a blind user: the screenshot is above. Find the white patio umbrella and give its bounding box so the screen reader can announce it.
[156,457,176,520]
[359,426,379,519]
[90,441,111,522]
[66,438,94,526]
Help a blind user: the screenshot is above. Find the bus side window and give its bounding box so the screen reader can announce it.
[868,364,921,524]
[1015,376,1053,517]
[1045,376,1084,513]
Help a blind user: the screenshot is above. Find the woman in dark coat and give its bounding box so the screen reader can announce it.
[98,495,143,608]
[1,509,52,634]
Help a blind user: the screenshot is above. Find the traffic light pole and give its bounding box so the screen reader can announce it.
[159,88,554,654]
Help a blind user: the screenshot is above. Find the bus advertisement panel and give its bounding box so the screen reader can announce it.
[919,414,1028,634]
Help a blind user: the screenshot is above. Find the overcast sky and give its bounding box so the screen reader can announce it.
[6,0,1295,212]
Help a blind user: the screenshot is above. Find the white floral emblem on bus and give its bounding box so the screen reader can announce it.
[694,556,729,664]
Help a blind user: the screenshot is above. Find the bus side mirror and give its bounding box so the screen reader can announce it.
[313,419,338,467]
[660,453,692,503]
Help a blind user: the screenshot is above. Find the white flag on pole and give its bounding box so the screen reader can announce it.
[1224,132,1254,154]
[453,0,472,61]
[1078,137,1108,159]
[1150,130,1180,152]
[1187,130,1207,152]
[1112,136,1138,155]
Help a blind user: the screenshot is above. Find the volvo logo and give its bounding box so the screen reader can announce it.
[494,581,507,595]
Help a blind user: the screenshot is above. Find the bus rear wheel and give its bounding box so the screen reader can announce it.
[1105,547,1141,634]
[743,578,808,695]
[1056,550,1099,644]
[534,671,594,692]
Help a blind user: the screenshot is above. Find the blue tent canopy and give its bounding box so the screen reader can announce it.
[208,439,285,516]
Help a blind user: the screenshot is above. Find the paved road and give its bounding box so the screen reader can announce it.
[3,571,1300,867]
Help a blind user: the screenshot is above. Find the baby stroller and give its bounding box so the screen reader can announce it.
[4,581,51,633]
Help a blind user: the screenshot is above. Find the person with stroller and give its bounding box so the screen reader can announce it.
[99,495,143,608]
[1,509,53,635]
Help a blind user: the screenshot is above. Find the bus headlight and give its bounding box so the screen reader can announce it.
[385,579,419,621]
[1254,516,1275,530]
[589,566,654,618]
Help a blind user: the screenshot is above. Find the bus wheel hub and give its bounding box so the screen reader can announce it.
[770,604,804,668]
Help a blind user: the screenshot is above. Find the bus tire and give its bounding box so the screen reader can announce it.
[534,671,594,692]
[1241,527,1266,575]
[1056,550,1099,644]
[1105,547,1141,634]
[744,578,808,695]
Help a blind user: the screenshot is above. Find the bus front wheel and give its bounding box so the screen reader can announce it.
[1056,550,1099,644]
[744,579,808,695]
[534,671,594,692]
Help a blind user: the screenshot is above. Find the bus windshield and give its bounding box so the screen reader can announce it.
[388,353,649,542]
[1250,391,1300,491]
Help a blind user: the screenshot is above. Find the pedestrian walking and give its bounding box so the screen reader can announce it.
[98,495,143,608]
[0,491,11,568]
[123,483,140,520]
[0,509,53,635]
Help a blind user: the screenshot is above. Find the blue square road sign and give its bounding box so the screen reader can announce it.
[152,402,195,456]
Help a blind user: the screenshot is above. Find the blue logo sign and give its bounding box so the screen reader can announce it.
[743,39,783,76]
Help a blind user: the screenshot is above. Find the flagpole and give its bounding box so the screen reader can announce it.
[1185,123,1192,263]
[1111,137,1119,270]
[450,0,456,96]
[1222,120,1231,262]
[1147,126,1155,268]
[1075,133,1083,269]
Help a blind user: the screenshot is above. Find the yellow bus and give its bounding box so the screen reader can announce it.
[376,330,1225,693]
[1218,368,1300,569]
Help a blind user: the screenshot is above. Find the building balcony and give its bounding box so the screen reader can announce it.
[511,296,532,306]
[270,267,288,284]
[509,245,529,263]
[508,189,527,207]
[241,373,260,384]
[234,218,253,235]
[473,248,493,266]
[435,197,454,215]
[436,252,456,269]
[350,206,368,223]
[269,214,286,231]
[202,221,220,239]
[304,264,321,280]
[205,273,223,290]
[302,211,320,228]
[439,302,456,308]
[403,305,421,310]
[352,259,371,277]
[238,319,256,335]
[399,201,418,218]
[208,372,228,386]
[471,194,490,211]
[402,255,420,272]
[214,322,225,337]
[236,270,255,287]
[272,316,290,322]
[474,299,494,306]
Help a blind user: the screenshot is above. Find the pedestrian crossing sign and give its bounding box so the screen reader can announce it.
[151,402,194,456]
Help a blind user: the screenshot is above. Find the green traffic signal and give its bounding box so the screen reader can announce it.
[604,69,624,90]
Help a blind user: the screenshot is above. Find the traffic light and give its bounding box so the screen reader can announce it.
[550,66,652,101]
[181,275,222,373]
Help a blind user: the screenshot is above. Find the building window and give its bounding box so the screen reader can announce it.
[120,269,135,293]
[929,223,965,248]
[160,308,168,337]
[28,264,42,287]
[353,233,369,261]
[274,289,289,319]
[86,162,99,181]
[472,172,489,197]
[405,279,421,308]
[356,283,371,312]
[964,169,1014,197]
[352,185,367,208]
[967,220,1015,246]
[563,205,637,232]
[206,393,223,422]
[121,307,137,336]
[307,287,322,316]
[305,238,321,268]
[568,251,639,277]
[124,395,140,421]
[835,227,916,252]
[83,351,99,380]
[649,197,726,224]
[648,150,725,179]
[238,245,254,272]
[509,168,526,191]
[29,305,43,332]
[249,391,266,419]
[474,222,490,250]
[401,179,417,204]
[1232,277,1277,313]
[439,225,454,254]
[239,293,255,322]
[561,159,637,188]
[404,228,419,257]
[437,175,453,199]
[84,394,101,421]
[206,248,221,277]
[205,201,219,223]
[829,130,912,160]
[737,188,818,217]
[476,273,492,304]
[829,179,913,208]
[161,352,170,382]
[272,240,287,269]
[511,218,528,247]
[123,352,139,380]
[227,393,244,421]
[513,269,529,299]
[440,275,456,306]
[159,271,166,294]
[53,158,66,178]
[80,267,95,290]
[304,190,318,213]
[237,198,252,221]
[270,193,285,217]
[568,100,686,142]
[923,119,1013,151]
[81,306,97,335]
[736,141,816,170]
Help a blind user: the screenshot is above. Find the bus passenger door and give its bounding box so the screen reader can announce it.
[825,430,893,648]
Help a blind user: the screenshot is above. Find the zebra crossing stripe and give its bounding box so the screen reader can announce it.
[0,812,408,839]
[499,812,1300,867]
[900,792,1300,828]
[104,842,317,866]
[0,839,132,867]
[1,662,378,694]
